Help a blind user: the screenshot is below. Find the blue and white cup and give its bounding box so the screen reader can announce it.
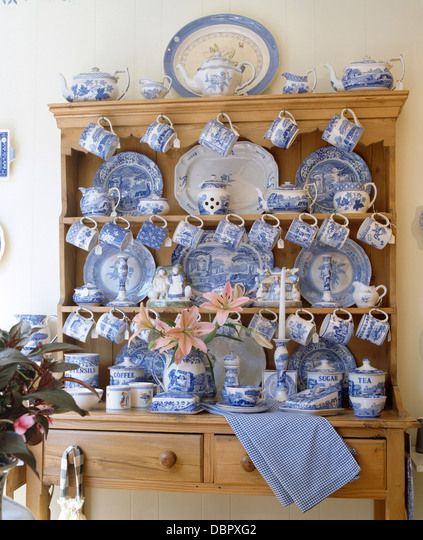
[285,213,319,248]
[79,116,120,160]
[286,309,317,346]
[64,353,100,389]
[106,385,131,412]
[226,385,261,407]
[141,114,180,153]
[129,382,156,409]
[356,308,390,346]
[199,112,239,157]
[213,214,246,250]
[357,213,393,250]
[66,217,99,252]
[319,308,354,345]
[99,217,132,250]
[248,214,281,251]
[63,307,95,343]
[264,110,299,149]
[316,213,350,249]
[136,215,169,250]
[322,108,364,153]
[96,308,129,344]
[248,309,278,344]
[172,215,204,248]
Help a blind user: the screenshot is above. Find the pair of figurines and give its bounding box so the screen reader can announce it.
[148,264,192,308]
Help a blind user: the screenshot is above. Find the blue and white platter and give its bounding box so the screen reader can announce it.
[84,240,156,304]
[295,147,372,213]
[172,231,274,304]
[175,143,278,215]
[116,338,165,382]
[214,401,270,413]
[94,152,163,216]
[295,239,371,307]
[164,13,279,97]
[288,339,357,390]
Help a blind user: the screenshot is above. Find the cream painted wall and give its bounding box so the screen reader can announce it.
[1,0,423,520]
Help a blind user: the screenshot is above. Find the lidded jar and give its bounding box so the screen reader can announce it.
[108,356,144,386]
[348,359,386,397]
[197,175,230,215]
[307,359,344,407]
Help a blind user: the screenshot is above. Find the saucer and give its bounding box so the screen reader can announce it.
[215,401,270,414]
[279,407,345,416]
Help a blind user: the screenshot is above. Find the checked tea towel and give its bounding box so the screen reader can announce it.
[203,403,360,512]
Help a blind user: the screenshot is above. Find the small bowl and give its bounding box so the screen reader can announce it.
[350,395,386,418]
[226,385,261,407]
[65,388,103,411]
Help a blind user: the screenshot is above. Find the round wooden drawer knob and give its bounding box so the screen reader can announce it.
[160,451,177,469]
[240,454,256,473]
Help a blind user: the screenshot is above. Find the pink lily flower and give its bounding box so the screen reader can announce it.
[201,282,250,326]
[130,304,156,344]
[13,414,35,436]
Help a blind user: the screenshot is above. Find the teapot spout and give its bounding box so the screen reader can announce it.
[256,188,268,213]
[60,73,74,102]
[324,64,344,91]
[175,64,203,96]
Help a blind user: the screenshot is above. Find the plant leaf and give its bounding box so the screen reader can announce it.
[0,348,37,367]
[0,431,36,471]
[24,389,88,417]
[28,342,81,357]
[48,362,80,373]
[0,364,18,390]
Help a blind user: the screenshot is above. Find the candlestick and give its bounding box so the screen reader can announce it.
[278,267,286,339]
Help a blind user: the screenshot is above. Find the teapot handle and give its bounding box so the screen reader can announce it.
[389,54,405,90]
[115,68,131,100]
[236,61,257,95]
[375,285,388,305]
[364,182,378,208]
[306,68,317,92]
[108,187,121,217]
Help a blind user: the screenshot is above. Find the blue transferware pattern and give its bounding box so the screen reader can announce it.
[79,187,119,217]
[248,312,278,342]
[288,338,356,391]
[350,395,386,418]
[248,218,281,251]
[21,331,49,357]
[285,218,318,248]
[307,360,344,407]
[159,349,209,398]
[282,385,340,410]
[213,219,245,250]
[198,176,230,215]
[164,13,279,97]
[73,283,105,306]
[172,219,204,249]
[96,311,127,343]
[79,123,119,161]
[141,121,176,153]
[175,143,278,215]
[63,311,94,343]
[94,152,163,216]
[15,314,47,327]
[108,357,144,386]
[136,195,170,215]
[150,392,201,413]
[316,218,350,249]
[116,338,165,382]
[199,119,238,157]
[136,220,168,250]
[319,312,354,345]
[263,371,297,400]
[66,221,98,251]
[282,70,316,94]
[221,354,240,404]
[334,191,365,212]
[257,183,310,213]
[99,222,131,250]
[64,353,100,389]
[226,385,261,407]
[61,67,130,102]
[286,319,308,344]
[356,313,390,345]
[264,118,299,149]
[295,239,371,307]
[322,114,363,153]
[295,147,372,213]
[84,240,156,304]
[348,359,386,397]
[357,216,392,250]
[172,231,273,305]
[0,129,10,179]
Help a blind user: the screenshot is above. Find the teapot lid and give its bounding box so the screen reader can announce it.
[349,56,386,66]
[308,359,343,374]
[74,67,117,81]
[277,181,298,191]
[198,52,237,71]
[351,358,385,375]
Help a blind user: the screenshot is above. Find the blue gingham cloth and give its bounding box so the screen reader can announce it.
[203,402,360,512]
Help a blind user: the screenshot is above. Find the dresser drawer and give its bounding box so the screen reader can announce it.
[44,430,203,483]
[213,436,386,492]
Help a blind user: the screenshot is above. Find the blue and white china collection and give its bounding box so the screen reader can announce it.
[352,282,388,308]
[141,114,180,153]
[286,309,317,346]
[316,213,350,249]
[99,217,132,251]
[197,175,231,215]
[282,385,340,411]
[60,67,130,102]
[333,182,378,213]
[319,308,354,345]
[136,215,170,250]
[80,117,120,161]
[199,112,239,157]
[136,195,170,215]
[64,353,100,389]
[108,356,144,386]
[106,385,131,411]
[322,108,364,153]
[150,392,201,413]
[325,55,405,91]
[176,51,257,97]
[248,214,281,251]
[285,213,319,248]
[281,69,317,94]
[66,217,99,252]
[79,186,120,217]
[257,182,317,214]
[221,354,241,403]
[264,110,299,149]
[213,214,246,250]
[356,308,390,346]
[348,359,386,397]
[357,213,394,250]
[248,309,278,344]
[139,76,173,99]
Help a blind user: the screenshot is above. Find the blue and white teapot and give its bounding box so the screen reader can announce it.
[256,182,317,213]
[60,67,130,102]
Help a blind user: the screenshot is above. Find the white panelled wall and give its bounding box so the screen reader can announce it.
[1,0,423,520]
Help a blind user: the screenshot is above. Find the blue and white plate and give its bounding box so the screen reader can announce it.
[164,13,279,97]
[116,338,166,382]
[295,147,372,213]
[175,143,278,215]
[94,152,163,216]
[295,239,371,307]
[288,339,357,390]
[84,240,156,304]
[172,231,274,304]
[214,401,270,413]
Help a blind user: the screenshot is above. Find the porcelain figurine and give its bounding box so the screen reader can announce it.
[136,195,170,215]
[60,67,130,102]
[73,283,105,307]
[352,281,388,308]
[176,50,256,97]
[348,358,386,397]
[281,69,317,94]
[325,55,405,91]
[79,187,120,217]
[198,175,230,215]
[256,182,316,213]
[148,265,192,308]
[254,268,302,308]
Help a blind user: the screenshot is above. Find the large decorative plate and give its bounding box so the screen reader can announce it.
[295,147,372,213]
[164,13,279,97]
[172,231,274,304]
[116,338,166,382]
[84,240,156,304]
[208,327,267,399]
[175,143,278,214]
[295,239,371,307]
[288,339,357,390]
[94,152,163,215]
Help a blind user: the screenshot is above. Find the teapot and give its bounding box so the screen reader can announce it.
[198,175,230,215]
[352,281,388,308]
[60,67,130,102]
[79,186,120,217]
[325,55,405,91]
[176,51,256,96]
[256,182,317,213]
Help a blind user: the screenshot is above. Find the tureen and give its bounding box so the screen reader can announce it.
[60,67,130,102]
